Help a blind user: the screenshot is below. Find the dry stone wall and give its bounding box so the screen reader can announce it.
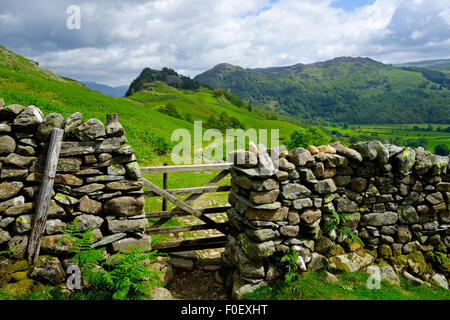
[0,101,149,286]
[224,141,450,298]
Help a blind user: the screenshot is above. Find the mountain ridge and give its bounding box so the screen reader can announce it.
[194,56,450,124]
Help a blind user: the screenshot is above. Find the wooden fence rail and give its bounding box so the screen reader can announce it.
[140,162,232,253]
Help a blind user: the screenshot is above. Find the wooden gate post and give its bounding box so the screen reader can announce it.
[162,162,168,211]
[27,128,64,264]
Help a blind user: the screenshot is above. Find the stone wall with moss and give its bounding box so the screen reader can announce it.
[0,100,149,289]
[224,141,449,298]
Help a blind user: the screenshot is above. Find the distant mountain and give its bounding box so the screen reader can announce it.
[83,81,128,97]
[395,59,450,73]
[125,67,203,96]
[194,57,450,124]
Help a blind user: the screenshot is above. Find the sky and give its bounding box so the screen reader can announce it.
[0,0,449,87]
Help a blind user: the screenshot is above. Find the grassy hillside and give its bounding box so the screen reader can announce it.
[395,59,450,74]
[194,57,450,124]
[0,45,303,164]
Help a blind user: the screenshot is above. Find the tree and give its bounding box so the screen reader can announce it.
[287,126,330,149]
[213,89,224,97]
[435,144,449,156]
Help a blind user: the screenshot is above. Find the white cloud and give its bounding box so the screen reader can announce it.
[0,0,448,86]
[411,30,424,40]
[439,8,450,26]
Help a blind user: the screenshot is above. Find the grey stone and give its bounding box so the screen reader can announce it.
[349,177,367,193]
[13,106,44,132]
[334,175,351,187]
[249,189,280,205]
[281,183,311,200]
[287,147,314,166]
[7,235,28,258]
[396,147,416,176]
[76,215,104,231]
[57,157,82,172]
[350,140,388,164]
[13,214,33,234]
[0,196,25,213]
[53,193,79,206]
[0,135,16,155]
[168,258,194,271]
[72,183,105,196]
[4,203,34,216]
[0,123,11,133]
[79,197,102,214]
[45,219,67,235]
[360,212,398,226]
[397,205,419,224]
[35,113,64,141]
[29,255,66,285]
[151,287,172,300]
[0,104,25,118]
[231,170,278,191]
[366,264,400,286]
[328,250,374,273]
[225,235,265,278]
[64,112,83,137]
[104,196,145,217]
[298,168,317,182]
[307,253,328,271]
[402,241,421,254]
[279,225,299,237]
[293,198,313,210]
[244,228,280,242]
[107,218,148,233]
[92,233,126,248]
[324,154,348,168]
[276,157,295,171]
[314,179,337,194]
[331,142,363,162]
[106,120,125,138]
[403,271,431,287]
[75,118,106,141]
[337,196,359,213]
[227,150,258,168]
[111,235,152,252]
[431,273,448,289]
[125,162,142,179]
[238,234,275,261]
[315,236,334,254]
[0,229,11,244]
[431,155,449,175]
[231,165,275,178]
[300,208,322,224]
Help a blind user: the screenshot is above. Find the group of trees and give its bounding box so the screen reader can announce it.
[287,126,330,150]
[205,111,245,132]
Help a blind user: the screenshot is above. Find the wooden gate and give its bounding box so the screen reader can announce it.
[140,163,232,253]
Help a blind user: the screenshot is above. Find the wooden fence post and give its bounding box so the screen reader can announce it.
[162,162,168,211]
[27,128,64,264]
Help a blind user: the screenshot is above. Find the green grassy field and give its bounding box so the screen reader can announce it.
[325,123,450,154]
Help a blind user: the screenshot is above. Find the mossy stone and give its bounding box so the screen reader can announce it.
[329,244,345,256]
[3,279,43,298]
[10,271,28,282]
[380,244,392,259]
